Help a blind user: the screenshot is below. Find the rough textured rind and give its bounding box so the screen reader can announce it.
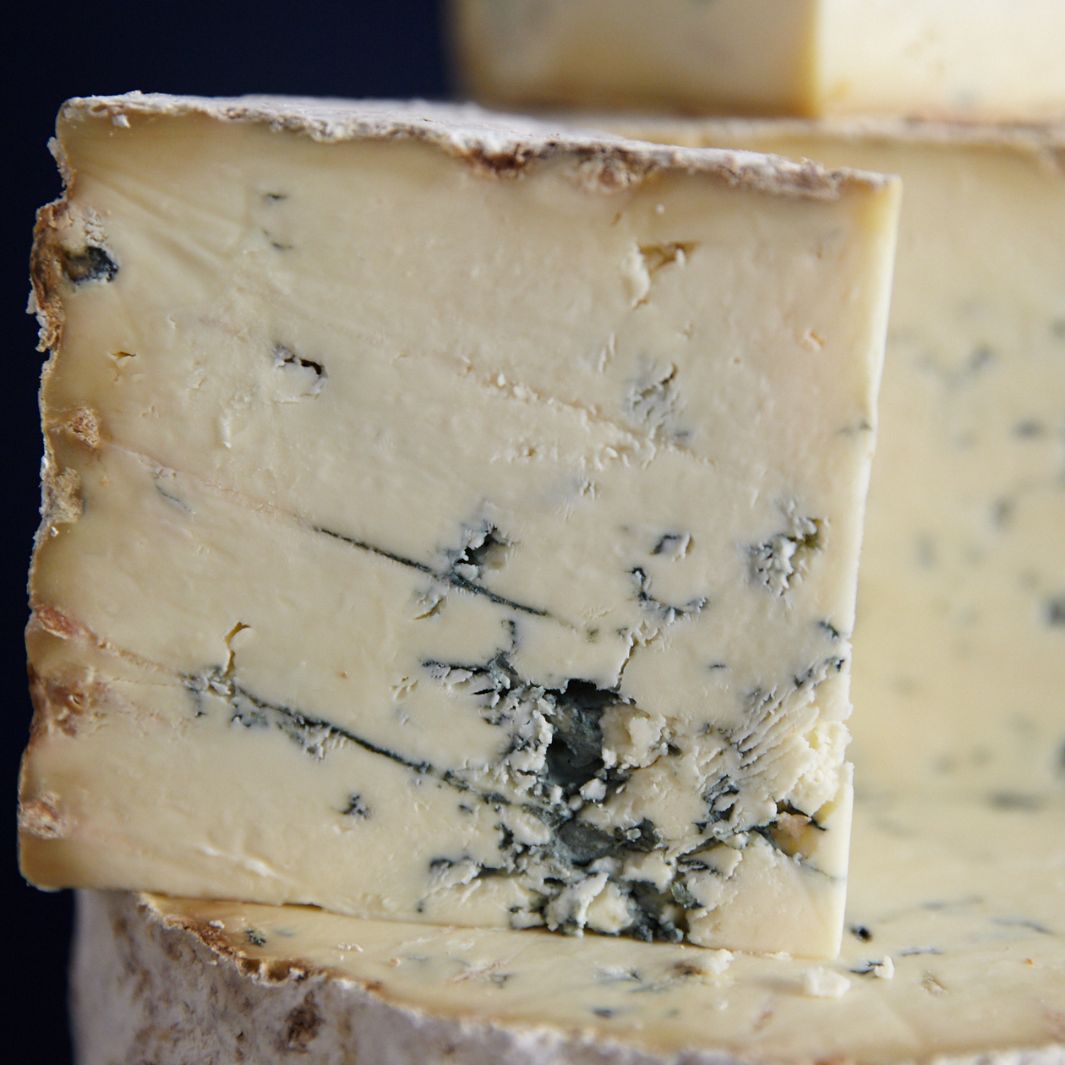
[72,892,709,1065]
[50,93,889,192]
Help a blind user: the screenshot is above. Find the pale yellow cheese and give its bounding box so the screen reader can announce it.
[449,0,1065,121]
[18,95,899,957]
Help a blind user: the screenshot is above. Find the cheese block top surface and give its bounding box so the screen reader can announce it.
[617,116,1065,155]
[75,788,1065,1065]
[21,95,898,956]
[44,93,890,197]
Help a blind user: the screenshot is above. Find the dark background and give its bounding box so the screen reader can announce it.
[5,4,449,1058]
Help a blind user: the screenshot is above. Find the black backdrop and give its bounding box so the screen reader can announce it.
[4,4,448,1058]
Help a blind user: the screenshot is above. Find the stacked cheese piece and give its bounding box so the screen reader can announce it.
[450,0,1065,121]
[23,93,901,978]
[20,5,1065,1065]
[24,96,900,960]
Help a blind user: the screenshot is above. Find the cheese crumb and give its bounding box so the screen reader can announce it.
[700,949,733,978]
[579,778,607,802]
[802,967,851,999]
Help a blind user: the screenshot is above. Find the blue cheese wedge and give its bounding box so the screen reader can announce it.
[72,791,1065,1064]
[18,94,899,957]
[606,118,1065,799]
[449,0,1065,122]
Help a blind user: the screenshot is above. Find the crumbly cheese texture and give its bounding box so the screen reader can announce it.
[607,119,1065,800]
[72,790,1065,1065]
[449,0,1065,121]
[19,94,899,956]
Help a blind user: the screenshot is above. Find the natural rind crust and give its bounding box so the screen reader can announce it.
[71,891,711,1065]
[72,891,1064,1065]
[51,92,891,195]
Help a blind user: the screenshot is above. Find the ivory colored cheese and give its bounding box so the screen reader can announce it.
[18,95,899,956]
[606,119,1065,799]
[72,791,1065,1065]
[449,0,1065,121]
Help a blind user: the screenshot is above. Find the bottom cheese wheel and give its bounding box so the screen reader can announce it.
[71,791,1065,1065]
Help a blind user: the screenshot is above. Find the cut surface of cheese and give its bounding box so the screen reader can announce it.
[449,0,1065,122]
[606,118,1065,802]
[73,789,1065,1064]
[18,95,899,956]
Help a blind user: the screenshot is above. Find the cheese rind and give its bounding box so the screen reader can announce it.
[449,0,1065,121]
[601,117,1065,799]
[72,790,1065,1065]
[20,95,898,956]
